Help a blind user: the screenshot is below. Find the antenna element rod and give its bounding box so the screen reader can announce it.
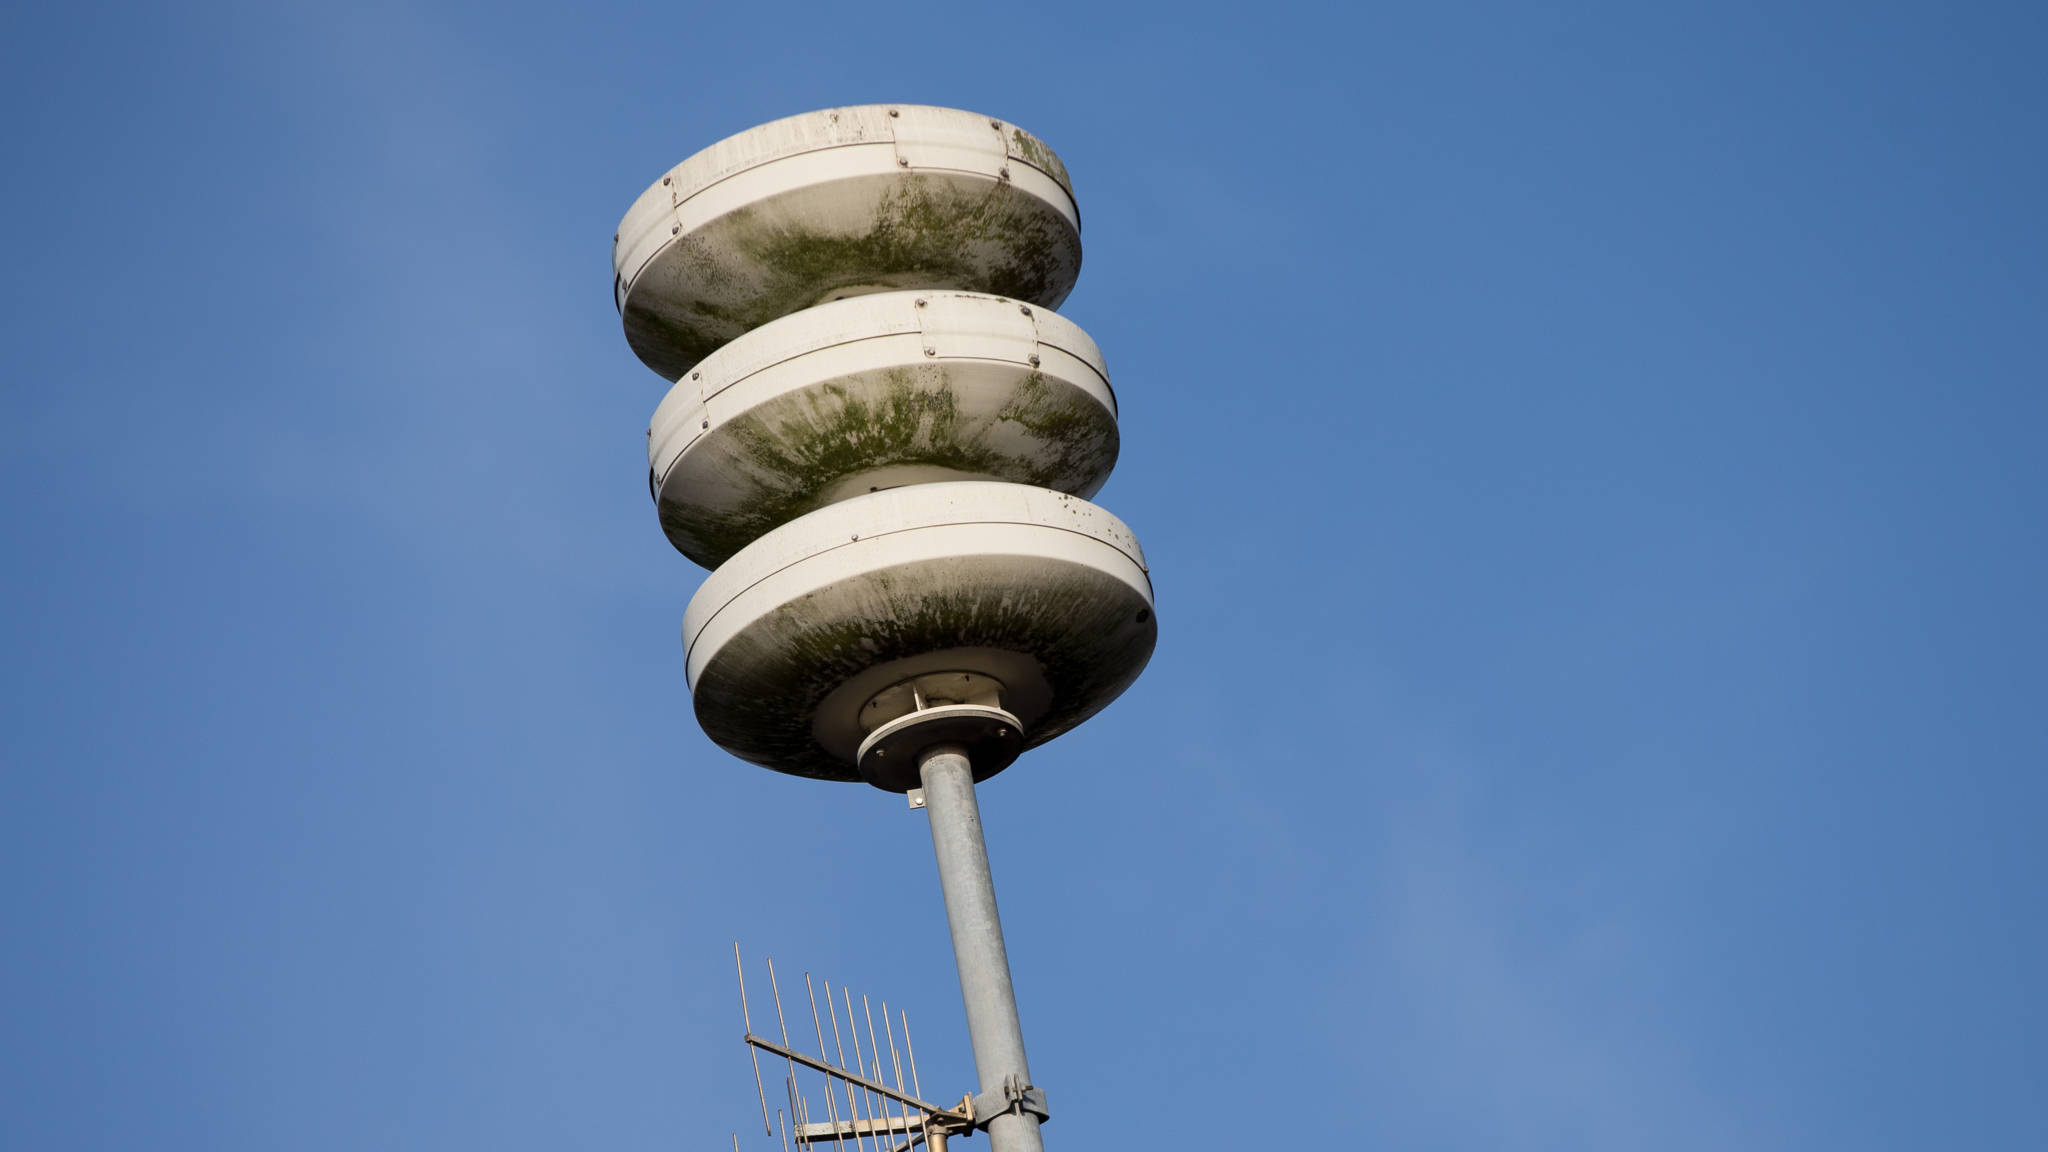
[738,942,773,1136]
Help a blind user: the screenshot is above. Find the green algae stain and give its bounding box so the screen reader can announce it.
[731,177,1074,318]
[623,174,1081,379]
[995,371,1120,490]
[693,559,1156,781]
[1006,129,1072,193]
[623,300,728,380]
[661,367,1118,568]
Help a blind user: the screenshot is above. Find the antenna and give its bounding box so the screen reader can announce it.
[613,106,1156,1152]
[733,947,969,1152]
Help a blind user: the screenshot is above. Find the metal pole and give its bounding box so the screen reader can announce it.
[916,744,1044,1152]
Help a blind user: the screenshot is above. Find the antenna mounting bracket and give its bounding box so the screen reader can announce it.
[967,1075,1050,1130]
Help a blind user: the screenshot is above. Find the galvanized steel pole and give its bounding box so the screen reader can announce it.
[916,744,1044,1152]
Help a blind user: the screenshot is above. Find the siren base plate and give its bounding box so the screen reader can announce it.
[858,704,1023,792]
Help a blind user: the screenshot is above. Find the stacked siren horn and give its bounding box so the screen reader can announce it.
[611,106,1155,1152]
[613,105,1156,792]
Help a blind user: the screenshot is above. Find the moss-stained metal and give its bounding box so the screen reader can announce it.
[692,553,1156,782]
[622,171,1081,380]
[680,484,1155,781]
[657,364,1118,568]
[1006,128,1071,194]
[611,110,1157,785]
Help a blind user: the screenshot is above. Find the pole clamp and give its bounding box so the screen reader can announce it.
[967,1075,1050,1129]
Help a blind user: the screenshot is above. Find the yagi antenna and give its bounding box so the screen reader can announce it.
[732,946,967,1152]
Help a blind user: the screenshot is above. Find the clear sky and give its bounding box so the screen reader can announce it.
[4,2,2044,1149]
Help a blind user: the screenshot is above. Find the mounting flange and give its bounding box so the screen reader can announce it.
[859,704,1023,792]
[856,671,1022,791]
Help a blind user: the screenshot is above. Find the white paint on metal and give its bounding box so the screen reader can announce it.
[613,106,1082,380]
[888,105,1009,179]
[646,291,1117,568]
[680,483,1156,780]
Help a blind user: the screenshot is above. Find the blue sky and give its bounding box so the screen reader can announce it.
[4,2,2044,1148]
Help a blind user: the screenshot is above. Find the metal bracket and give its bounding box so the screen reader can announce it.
[907,788,926,809]
[911,293,1038,364]
[857,699,1023,793]
[890,105,1009,179]
[967,1075,1049,1129]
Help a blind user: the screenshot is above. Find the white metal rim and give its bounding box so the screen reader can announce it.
[646,291,1118,567]
[681,483,1156,778]
[613,105,1078,298]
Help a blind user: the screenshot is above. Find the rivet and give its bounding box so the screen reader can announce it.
[671,225,679,234]
[924,347,937,356]
[1018,305,1032,316]
[996,727,1008,737]
[701,419,709,429]
[1028,354,1041,366]
[662,175,671,186]
[898,157,910,166]
[999,166,1010,180]
[691,371,700,380]
[914,298,926,307]
[888,108,899,117]
[990,119,1001,129]
[851,534,860,541]
[875,748,886,757]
